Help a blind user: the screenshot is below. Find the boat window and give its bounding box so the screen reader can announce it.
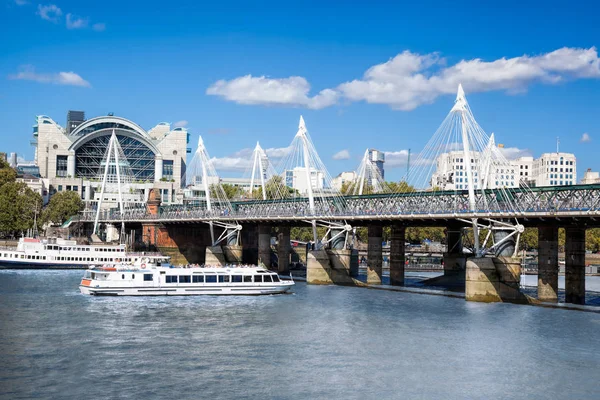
[122,274,125,279]
[132,274,135,279]
[263,275,273,283]
[84,271,91,278]
[179,276,191,283]
[232,275,242,283]
[144,274,153,281]
[273,275,280,282]
[254,275,263,283]
[218,275,230,283]
[244,276,252,283]
[205,275,217,283]
[166,276,178,283]
[192,275,204,283]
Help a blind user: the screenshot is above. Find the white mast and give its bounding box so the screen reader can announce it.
[297,116,318,244]
[93,132,115,235]
[453,84,480,254]
[198,136,215,244]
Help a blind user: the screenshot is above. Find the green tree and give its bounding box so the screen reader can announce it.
[210,183,243,200]
[519,228,538,251]
[387,180,415,193]
[251,175,296,199]
[0,158,16,188]
[41,191,83,225]
[0,182,42,235]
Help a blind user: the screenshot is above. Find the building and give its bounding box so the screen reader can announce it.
[580,169,600,184]
[431,147,576,190]
[368,149,385,181]
[331,171,357,191]
[33,111,190,207]
[531,153,577,187]
[284,167,325,195]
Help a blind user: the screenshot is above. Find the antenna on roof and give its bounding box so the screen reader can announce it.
[556,136,560,153]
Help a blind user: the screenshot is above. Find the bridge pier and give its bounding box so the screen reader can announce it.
[241,224,258,265]
[465,256,528,303]
[277,226,291,274]
[443,226,466,276]
[367,224,383,284]
[565,227,586,305]
[389,224,405,286]
[258,225,272,268]
[538,225,559,302]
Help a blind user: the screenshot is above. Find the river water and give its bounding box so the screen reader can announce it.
[1,270,599,400]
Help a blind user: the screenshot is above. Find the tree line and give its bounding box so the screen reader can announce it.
[0,158,82,237]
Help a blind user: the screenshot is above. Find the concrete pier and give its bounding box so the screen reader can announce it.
[389,224,405,286]
[443,226,466,275]
[223,245,243,264]
[367,224,383,284]
[565,227,586,305]
[538,226,559,302]
[258,225,272,268]
[205,246,226,265]
[465,256,527,303]
[306,249,358,285]
[277,226,291,274]
[241,224,258,265]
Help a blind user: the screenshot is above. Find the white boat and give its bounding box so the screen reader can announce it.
[79,262,295,296]
[0,237,168,269]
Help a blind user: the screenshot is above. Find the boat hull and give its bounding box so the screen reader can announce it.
[80,283,294,296]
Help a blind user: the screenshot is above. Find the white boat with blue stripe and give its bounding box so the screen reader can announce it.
[79,262,295,296]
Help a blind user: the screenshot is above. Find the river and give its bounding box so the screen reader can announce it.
[1,270,599,399]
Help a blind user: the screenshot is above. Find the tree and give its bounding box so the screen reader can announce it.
[209,183,243,200]
[41,191,83,225]
[387,181,415,193]
[251,175,296,199]
[0,182,42,236]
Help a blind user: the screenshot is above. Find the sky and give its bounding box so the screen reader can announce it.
[1,0,599,181]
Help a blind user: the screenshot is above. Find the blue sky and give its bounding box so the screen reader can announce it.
[1,0,599,181]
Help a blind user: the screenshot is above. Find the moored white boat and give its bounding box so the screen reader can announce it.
[0,237,168,269]
[79,262,295,296]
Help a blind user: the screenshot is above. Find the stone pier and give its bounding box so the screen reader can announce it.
[277,226,291,274]
[389,224,405,286]
[241,224,258,265]
[367,224,383,284]
[443,226,466,276]
[258,225,272,268]
[565,226,586,305]
[538,225,559,302]
[306,249,358,285]
[465,256,527,303]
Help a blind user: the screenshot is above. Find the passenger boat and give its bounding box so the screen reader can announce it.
[0,237,167,269]
[79,262,295,296]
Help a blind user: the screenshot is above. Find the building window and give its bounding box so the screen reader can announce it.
[56,155,68,177]
[58,185,63,191]
[163,160,174,180]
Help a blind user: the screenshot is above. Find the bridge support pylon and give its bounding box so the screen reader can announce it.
[538,225,559,302]
[258,225,272,269]
[389,224,405,286]
[465,256,529,303]
[277,227,291,274]
[565,226,586,305]
[367,224,383,285]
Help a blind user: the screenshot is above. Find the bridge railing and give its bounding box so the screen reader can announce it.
[78,184,600,222]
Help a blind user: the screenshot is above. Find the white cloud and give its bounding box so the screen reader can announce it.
[92,22,106,32]
[15,0,29,5]
[332,149,350,160]
[206,47,600,111]
[206,75,339,109]
[384,150,411,168]
[66,13,88,29]
[338,47,600,110]
[210,156,252,172]
[173,120,188,128]
[37,4,62,23]
[210,145,290,172]
[498,146,532,160]
[580,132,591,143]
[9,65,91,87]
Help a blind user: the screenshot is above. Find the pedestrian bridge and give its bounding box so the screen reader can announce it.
[81,183,600,224]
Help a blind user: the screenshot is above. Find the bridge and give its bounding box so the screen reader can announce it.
[77,85,598,307]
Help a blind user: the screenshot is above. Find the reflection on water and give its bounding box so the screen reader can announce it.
[1,270,599,400]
